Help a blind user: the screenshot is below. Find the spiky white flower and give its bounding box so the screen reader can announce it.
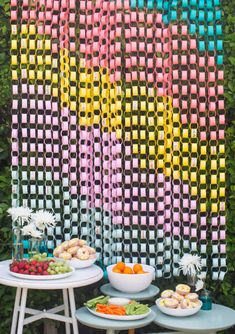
[179,254,202,276]
[21,224,43,239]
[195,279,204,292]
[31,210,56,231]
[7,206,32,224]
[197,272,206,280]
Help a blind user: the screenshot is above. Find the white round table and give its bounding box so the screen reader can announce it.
[152,304,235,334]
[0,260,103,334]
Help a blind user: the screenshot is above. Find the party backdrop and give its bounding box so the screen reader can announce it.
[11,0,226,279]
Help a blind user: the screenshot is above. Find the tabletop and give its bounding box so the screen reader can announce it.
[0,260,103,290]
[100,283,159,301]
[76,306,156,330]
[152,304,235,333]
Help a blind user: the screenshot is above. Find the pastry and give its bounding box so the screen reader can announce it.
[176,284,190,295]
[53,245,64,257]
[84,245,96,254]
[180,298,191,309]
[159,299,166,307]
[172,292,184,302]
[164,298,179,309]
[161,289,174,298]
[76,247,89,260]
[67,246,79,255]
[68,238,79,248]
[58,252,72,260]
[61,241,69,250]
[89,253,97,259]
[78,239,87,247]
[187,293,199,302]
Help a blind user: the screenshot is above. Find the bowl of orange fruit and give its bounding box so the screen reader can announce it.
[107,262,155,293]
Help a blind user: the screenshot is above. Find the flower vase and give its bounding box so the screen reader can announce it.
[28,237,41,258]
[12,227,24,261]
[187,272,197,288]
[38,236,48,254]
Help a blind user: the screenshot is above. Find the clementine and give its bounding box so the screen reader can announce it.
[136,270,147,274]
[115,262,125,272]
[133,264,143,274]
[112,267,121,273]
[123,266,133,274]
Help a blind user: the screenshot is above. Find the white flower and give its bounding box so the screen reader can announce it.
[197,272,206,280]
[195,279,204,292]
[7,206,32,224]
[22,224,43,239]
[179,254,202,276]
[31,210,56,231]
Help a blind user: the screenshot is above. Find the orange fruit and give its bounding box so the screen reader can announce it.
[136,270,147,274]
[133,264,143,274]
[115,262,125,272]
[123,266,133,274]
[112,267,121,273]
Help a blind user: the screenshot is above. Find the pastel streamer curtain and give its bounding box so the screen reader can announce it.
[11,0,226,279]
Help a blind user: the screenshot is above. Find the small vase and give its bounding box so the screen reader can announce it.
[200,289,212,310]
[28,237,42,258]
[12,227,24,261]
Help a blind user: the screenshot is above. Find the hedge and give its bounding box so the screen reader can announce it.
[0,1,234,333]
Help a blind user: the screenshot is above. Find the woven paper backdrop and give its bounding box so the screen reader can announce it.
[11,0,226,279]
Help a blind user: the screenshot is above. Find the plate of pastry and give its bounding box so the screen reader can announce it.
[156,284,202,317]
[53,238,97,269]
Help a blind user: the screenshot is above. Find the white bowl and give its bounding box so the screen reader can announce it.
[107,263,155,293]
[55,255,97,269]
[156,298,202,317]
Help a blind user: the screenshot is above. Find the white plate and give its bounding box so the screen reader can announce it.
[55,256,97,269]
[87,307,151,321]
[9,267,75,280]
[156,298,202,317]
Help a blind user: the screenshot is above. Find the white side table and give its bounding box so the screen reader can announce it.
[0,260,103,334]
[152,304,235,334]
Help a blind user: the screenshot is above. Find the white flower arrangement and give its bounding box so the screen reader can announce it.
[8,206,56,239]
[179,253,205,292]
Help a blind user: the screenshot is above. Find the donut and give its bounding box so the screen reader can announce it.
[76,247,89,260]
[67,246,79,255]
[180,298,190,309]
[172,292,184,302]
[191,300,201,308]
[164,298,179,309]
[89,253,97,259]
[84,245,96,254]
[161,290,174,299]
[61,241,69,250]
[176,284,191,295]
[58,252,72,260]
[159,299,166,307]
[53,245,64,257]
[68,238,79,248]
[187,293,199,302]
[78,239,87,247]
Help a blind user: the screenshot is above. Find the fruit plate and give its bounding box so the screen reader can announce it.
[155,298,202,317]
[55,255,97,269]
[87,307,152,321]
[9,267,75,280]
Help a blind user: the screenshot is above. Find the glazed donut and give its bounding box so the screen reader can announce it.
[78,239,87,247]
[68,238,79,248]
[84,245,96,254]
[159,299,166,307]
[67,246,79,255]
[53,245,64,257]
[61,241,69,250]
[76,247,89,260]
[191,300,200,308]
[58,252,72,260]
[161,290,174,299]
[187,293,199,302]
[172,292,184,302]
[89,253,97,259]
[176,284,191,295]
[180,298,191,309]
[164,298,179,309]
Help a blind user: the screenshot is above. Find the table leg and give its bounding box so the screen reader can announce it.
[10,287,22,334]
[128,330,135,334]
[68,288,79,334]
[106,330,115,334]
[62,289,71,334]
[17,288,28,334]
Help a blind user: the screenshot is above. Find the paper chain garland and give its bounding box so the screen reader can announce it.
[11,0,226,279]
